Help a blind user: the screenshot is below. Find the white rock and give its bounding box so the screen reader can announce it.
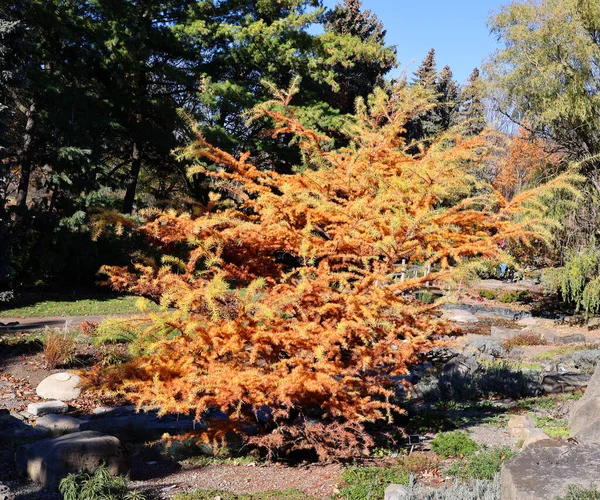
[442,308,479,323]
[27,400,68,416]
[0,482,10,500]
[385,484,410,499]
[36,373,81,401]
[517,317,538,327]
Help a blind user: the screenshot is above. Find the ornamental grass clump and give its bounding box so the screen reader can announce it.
[89,80,579,461]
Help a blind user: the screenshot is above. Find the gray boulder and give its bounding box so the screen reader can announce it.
[36,372,81,401]
[556,334,587,345]
[0,409,46,441]
[466,336,506,358]
[27,400,68,416]
[501,441,600,500]
[443,354,480,376]
[570,364,600,441]
[36,414,83,436]
[442,308,479,323]
[80,412,198,441]
[16,430,130,490]
[541,372,591,394]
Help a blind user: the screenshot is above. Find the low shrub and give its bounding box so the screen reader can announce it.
[559,484,600,500]
[446,446,516,481]
[430,431,479,459]
[415,290,438,304]
[572,349,600,374]
[498,290,531,304]
[478,289,498,300]
[502,333,547,350]
[336,465,409,500]
[396,451,441,474]
[403,474,501,499]
[43,330,77,369]
[77,320,99,336]
[59,466,145,500]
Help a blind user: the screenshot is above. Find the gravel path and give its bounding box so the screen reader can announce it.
[129,462,343,499]
[0,314,134,332]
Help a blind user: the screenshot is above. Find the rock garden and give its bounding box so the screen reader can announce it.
[2,278,600,500]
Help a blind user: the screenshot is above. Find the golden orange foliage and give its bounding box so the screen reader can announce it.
[494,127,562,200]
[90,83,576,460]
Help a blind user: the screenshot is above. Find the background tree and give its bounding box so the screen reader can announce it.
[487,0,600,165]
[323,0,396,114]
[405,50,462,147]
[494,128,562,200]
[458,68,486,136]
[436,65,460,131]
[487,0,600,249]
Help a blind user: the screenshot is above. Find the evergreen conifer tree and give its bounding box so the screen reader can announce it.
[323,0,396,113]
[459,68,487,136]
[436,65,460,130]
[406,48,441,145]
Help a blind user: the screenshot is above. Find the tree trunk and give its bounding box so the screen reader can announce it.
[15,102,35,211]
[122,140,141,214]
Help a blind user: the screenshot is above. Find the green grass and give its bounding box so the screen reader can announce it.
[335,465,409,500]
[532,345,599,361]
[534,416,570,438]
[559,485,600,499]
[515,393,583,411]
[174,489,316,500]
[446,446,516,481]
[0,295,155,318]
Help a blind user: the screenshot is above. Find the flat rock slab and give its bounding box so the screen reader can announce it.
[36,414,83,436]
[542,372,590,394]
[501,441,600,500]
[442,303,531,321]
[16,430,130,490]
[36,372,81,401]
[80,413,199,441]
[442,308,479,323]
[491,326,523,340]
[27,400,68,416]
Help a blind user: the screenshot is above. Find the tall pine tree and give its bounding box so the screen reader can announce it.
[459,68,487,136]
[406,48,441,146]
[436,65,460,131]
[323,0,396,113]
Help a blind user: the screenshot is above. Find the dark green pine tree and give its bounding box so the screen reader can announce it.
[406,48,441,145]
[323,0,396,114]
[458,67,487,136]
[436,65,460,131]
[412,48,437,88]
[91,0,198,214]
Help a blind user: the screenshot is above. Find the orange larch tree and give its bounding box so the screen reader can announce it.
[494,127,563,200]
[89,82,577,460]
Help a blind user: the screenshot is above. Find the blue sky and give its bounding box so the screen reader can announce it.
[322,0,506,83]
